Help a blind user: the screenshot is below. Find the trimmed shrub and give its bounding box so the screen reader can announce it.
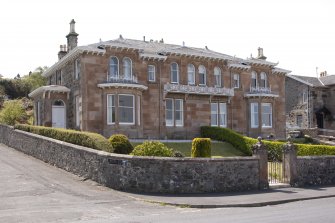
[108,134,133,154]
[191,138,211,158]
[131,141,174,157]
[201,126,335,157]
[172,150,185,158]
[201,126,255,155]
[14,124,113,152]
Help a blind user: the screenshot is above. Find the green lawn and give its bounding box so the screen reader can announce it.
[131,141,245,157]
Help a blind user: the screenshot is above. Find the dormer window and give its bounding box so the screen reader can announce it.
[74,58,80,80]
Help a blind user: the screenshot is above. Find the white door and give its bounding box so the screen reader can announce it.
[52,106,66,128]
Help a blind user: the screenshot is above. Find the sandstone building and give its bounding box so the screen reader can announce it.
[29,20,290,139]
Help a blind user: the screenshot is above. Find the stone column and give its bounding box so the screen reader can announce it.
[252,137,269,189]
[283,138,298,186]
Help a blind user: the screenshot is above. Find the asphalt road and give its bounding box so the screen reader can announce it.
[1,143,335,223]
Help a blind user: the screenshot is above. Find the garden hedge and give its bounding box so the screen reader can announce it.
[191,138,211,158]
[14,124,113,152]
[201,126,335,157]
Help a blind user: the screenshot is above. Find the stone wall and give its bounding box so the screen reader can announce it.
[296,156,335,186]
[0,124,260,193]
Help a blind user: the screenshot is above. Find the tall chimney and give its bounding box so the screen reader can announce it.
[66,19,79,51]
[257,47,267,60]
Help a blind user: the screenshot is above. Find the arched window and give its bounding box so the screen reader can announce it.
[199,65,206,85]
[214,67,221,87]
[53,99,65,106]
[187,64,195,85]
[260,72,268,88]
[123,57,132,79]
[109,57,119,79]
[171,62,179,83]
[251,71,258,88]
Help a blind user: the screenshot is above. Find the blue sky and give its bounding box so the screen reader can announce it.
[0,0,334,78]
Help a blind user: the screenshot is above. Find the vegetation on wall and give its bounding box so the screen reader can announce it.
[0,99,33,125]
[14,124,113,152]
[108,134,134,154]
[131,141,176,157]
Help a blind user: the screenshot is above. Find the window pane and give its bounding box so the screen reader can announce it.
[109,57,118,78]
[123,58,132,79]
[171,63,179,83]
[188,64,195,85]
[166,99,174,126]
[219,103,226,127]
[175,99,183,126]
[211,103,218,126]
[251,103,258,128]
[234,74,239,88]
[199,65,206,85]
[261,103,272,127]
[214,67,221,87]
[148,65,155,81]
[107,95,115,124]
[118,95,134,124]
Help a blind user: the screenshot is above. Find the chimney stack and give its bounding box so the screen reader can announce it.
[58,44,67,60]
[66,19,79,51]
[257,47,267,60]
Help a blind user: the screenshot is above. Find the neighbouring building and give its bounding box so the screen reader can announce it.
[286,72,335,129]
[29,20,290,139]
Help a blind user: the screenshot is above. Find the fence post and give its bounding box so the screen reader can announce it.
[252,137,269,189]
[283,138,298,186]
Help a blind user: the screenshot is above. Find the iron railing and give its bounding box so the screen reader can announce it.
[164,83,234,96]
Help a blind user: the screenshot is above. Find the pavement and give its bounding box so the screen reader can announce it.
[124,185,335,208]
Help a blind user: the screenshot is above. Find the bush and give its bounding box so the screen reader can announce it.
[201,126,335,157]
[0,100,26,125]
[108,134,133,154]
[191,138,211,158]
[201,126,255,155]
[14,124,113,152]
[131,141,174,157]
[172,150,185,157]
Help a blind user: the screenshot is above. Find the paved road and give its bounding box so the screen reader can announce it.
[1,143,335,223]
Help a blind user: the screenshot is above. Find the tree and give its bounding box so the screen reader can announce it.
[0,100,26,125]
[23,67,47,91]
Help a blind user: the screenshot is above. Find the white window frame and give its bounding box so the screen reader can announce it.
[199,65,206,85]
[175,99,184,127]
[109,56,119,79]
[148,65,155,82]
[251,102,259,128]
[261,103,272,128]
[74,58,80,80]
[170,63,179,84]
[137,95,141,126]
[165,98,174,126]
[107,94,116,125]
[187,64,195,85]
[214,67,221,87]
[37,101,41,125]
[303,91,308,103]
[233,73,240,88]
[211,102,227,127]
[118,94,135,125]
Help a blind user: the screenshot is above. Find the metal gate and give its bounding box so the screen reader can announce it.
[268,148,285,184]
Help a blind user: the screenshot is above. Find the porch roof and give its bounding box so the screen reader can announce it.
[28,85,71,98]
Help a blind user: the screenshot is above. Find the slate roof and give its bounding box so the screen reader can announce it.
[289,74,335,87]
[43,37,290,77]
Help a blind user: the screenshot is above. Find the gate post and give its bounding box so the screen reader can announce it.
[283,138,298,186]
[252,137,269,189]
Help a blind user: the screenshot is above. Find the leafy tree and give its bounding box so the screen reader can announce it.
[0,99,27,125]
